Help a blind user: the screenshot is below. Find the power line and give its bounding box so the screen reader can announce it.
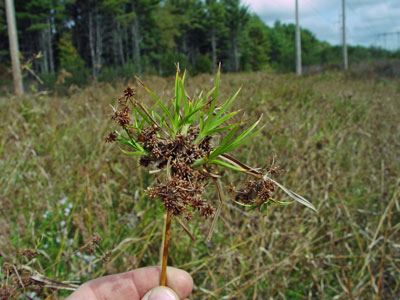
[345,1,378,48]
[375,32,400,50]
[347,2,358,17]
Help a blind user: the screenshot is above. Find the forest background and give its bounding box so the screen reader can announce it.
[1,0,400,92]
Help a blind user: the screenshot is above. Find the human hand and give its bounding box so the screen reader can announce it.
[66,266,193,300]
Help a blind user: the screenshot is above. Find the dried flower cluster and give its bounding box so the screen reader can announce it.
[105,131,117,143]
[145,127,214,220]
[234,179,276,205]
[1,263,45,299]
[21,248,38,260]
[108,86,135,128]
[111,103,131,127]
[107,87,217,220]
[83,233,103,254]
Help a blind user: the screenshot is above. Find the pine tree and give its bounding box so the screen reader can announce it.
[58,33,89,86]
[241,15,270,71]
[16,0,56,73]
[205,0,226,73]
[102,0,130,67]
[223,0,249,72]
[0,1,8,63]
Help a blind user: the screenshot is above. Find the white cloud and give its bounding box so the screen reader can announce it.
[244,0,400,49]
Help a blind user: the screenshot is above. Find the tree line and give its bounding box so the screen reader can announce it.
[0,0,399,89]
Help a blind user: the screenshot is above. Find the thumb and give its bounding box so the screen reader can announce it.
[141,286,180,300]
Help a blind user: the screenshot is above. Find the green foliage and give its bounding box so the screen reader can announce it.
[0,1,6,34]
[269,22,296,71]
[241,15,270,71]
[300,28,323,66]
[0,2,8,64]
[98,66,119,83]
[58,34,90,87]
[117,60,137,80]
[205,0,226,33]
[160,52,191,76]
[40,72,58,90]
[193,54,213,75]
[23,0,53,31]
[223,0,249,33]
[99,60,137,82]
[223,0,249,71]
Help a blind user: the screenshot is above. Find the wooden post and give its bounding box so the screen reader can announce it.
[5,0,23,95]
[295,0,302,76]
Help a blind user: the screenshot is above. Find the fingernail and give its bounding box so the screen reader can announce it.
[142,286,179,300]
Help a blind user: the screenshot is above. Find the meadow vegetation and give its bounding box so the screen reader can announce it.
[0,70,399,299]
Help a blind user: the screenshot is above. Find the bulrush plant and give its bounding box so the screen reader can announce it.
[105,65,316,286]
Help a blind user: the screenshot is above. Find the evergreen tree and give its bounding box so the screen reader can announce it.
[242,14,270,71]
[300,28,323,67]
[205,0,225,73]
[102,0,130,68]
[269,22,295,71]
[0,1,8,63]
[58,33,89,87]
[223,0,249,72]
[0,0,397,88]
[152,3,179,75]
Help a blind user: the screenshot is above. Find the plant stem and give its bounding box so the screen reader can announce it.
[160,211,172,286]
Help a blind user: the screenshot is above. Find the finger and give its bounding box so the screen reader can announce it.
[66,266,193,300]
[141,286,179,300]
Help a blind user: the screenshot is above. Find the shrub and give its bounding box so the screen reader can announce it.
[58,34,90,87]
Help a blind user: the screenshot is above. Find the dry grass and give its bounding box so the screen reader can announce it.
[0,70,399,299]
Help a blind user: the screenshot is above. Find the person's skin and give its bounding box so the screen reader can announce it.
[66,266,193,300]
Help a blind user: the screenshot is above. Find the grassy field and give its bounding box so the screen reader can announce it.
[0,70,399,299]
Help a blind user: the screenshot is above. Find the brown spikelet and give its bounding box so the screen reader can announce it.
[105,131,117,143]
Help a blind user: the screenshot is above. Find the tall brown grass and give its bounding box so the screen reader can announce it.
[0,70,399,299]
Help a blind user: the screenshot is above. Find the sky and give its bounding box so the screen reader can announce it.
[243,0,400,50]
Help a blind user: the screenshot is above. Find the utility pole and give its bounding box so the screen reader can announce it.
[5,0,23,95]
[341,0,348,70]
[295,0,302,76]
[397,32,400,50]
